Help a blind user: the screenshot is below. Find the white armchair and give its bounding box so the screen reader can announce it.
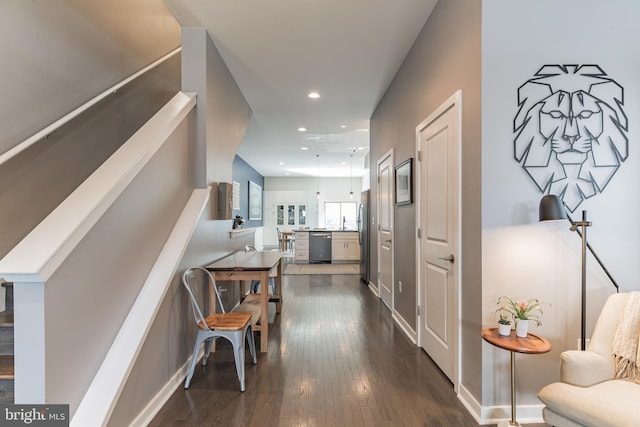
[538,293,640,427]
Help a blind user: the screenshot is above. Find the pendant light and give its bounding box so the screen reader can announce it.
[316,154,320,199]
[349,154,354,199]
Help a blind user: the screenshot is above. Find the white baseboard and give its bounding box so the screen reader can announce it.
[368,281,378,296]
[457,384,544,425]
[392,310,416,344]
[128,356,194,427]
[458,384,483,424]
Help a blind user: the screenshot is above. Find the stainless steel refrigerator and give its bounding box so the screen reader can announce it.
[358,190,370,284]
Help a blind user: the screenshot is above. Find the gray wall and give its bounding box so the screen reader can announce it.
[109,28,254,426]
[181,27,253,189]
[480,0,640,411]
[46,117,192,412]
[0,0,180,154]
[0,0,181,259]
[369,0,482,399]
[0,0,254,420]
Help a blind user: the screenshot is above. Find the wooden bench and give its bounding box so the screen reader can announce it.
[233,297,262,328]
[241,267,282,311]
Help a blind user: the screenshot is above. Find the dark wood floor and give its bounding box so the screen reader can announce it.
[149,268,541,426]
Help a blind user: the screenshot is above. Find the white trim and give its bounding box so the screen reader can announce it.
[415,90,463,393]
[458,386,548,427]
[375,148,394,310]
[479,402,544,425]
[13,283,45,403]
[229,227,257,238]
[0,92,196,283]
[392,310,417,344]
[458,384,483,424]
[368,281,379,296]
[0,48,182,167]
[71,188,209,427]
[128,356,195,427]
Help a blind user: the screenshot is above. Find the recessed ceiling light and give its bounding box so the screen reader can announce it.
[279,162,284,165]
[357,146,365,151]
[356,128,368,132]
[298,127,307,132]
[341,162,347,165]
[300,147,309,150]
[340,125,347,128]
[308,91,320,99]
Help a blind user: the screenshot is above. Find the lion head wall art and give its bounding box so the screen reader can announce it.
[513,64,629,212]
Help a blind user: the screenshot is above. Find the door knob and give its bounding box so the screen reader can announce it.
[438,254,455,263]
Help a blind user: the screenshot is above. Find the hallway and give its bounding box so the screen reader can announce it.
[149,270,479,426]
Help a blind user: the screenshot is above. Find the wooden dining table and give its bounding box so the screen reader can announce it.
[205,250,284,353]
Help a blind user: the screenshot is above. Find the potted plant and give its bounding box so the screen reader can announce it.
[496,296,550,338]
[497,314,512,336]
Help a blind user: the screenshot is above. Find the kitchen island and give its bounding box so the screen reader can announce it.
[294,230,360,263]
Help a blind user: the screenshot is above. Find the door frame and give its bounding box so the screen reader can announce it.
[376,148,394,309]
[415,90,462,392]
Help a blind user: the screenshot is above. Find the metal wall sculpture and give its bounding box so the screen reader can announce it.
[514,64,628,212]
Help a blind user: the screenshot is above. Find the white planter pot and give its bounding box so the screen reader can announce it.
[498,323,511,336]
[516,319,529,338]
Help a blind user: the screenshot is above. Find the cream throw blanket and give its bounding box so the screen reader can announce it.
[612,292,640,384]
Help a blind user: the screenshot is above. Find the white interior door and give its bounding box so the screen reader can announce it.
[377,150,394,309]
[417,92,460,388]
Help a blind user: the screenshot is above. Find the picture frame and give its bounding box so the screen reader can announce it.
[248,180,262,220]
[232,181,241,210]
[395,158,413,206]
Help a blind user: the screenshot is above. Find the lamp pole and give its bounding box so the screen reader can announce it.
[539,195,618,352]
[572,210,591,351]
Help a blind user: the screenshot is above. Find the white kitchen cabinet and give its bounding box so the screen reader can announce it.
[331,232,360,262]
[294,231,309,263]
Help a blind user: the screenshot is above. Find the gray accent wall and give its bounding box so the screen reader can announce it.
[369,0,482,400]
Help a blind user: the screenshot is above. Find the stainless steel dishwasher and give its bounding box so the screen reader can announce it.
[309,232,332,263]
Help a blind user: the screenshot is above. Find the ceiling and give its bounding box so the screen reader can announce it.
[165,0,437,178]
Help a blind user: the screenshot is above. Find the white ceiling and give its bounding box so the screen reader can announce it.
[165,0,437,178]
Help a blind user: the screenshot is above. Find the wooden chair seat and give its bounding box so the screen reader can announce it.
[198,312,251,331]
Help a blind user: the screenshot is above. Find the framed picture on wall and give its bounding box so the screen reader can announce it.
[232,181,241,210]
[248,180,262,220]
[395,158,413,206]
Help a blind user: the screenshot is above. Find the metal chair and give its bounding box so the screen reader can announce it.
[182,267,257,391]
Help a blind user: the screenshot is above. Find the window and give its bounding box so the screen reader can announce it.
[299,205,306,225]
[324,202,357,230]
[277,205,284,225]
[288,205,295,225]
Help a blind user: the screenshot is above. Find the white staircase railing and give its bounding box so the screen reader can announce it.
[0,91,196,413]
[71,187,209,427]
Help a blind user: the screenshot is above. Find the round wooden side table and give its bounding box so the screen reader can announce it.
[481,327,551,427]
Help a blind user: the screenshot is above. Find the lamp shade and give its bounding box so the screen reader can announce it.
[539,195,566,221]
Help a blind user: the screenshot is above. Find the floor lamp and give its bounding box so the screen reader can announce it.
[539,195,619,351]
